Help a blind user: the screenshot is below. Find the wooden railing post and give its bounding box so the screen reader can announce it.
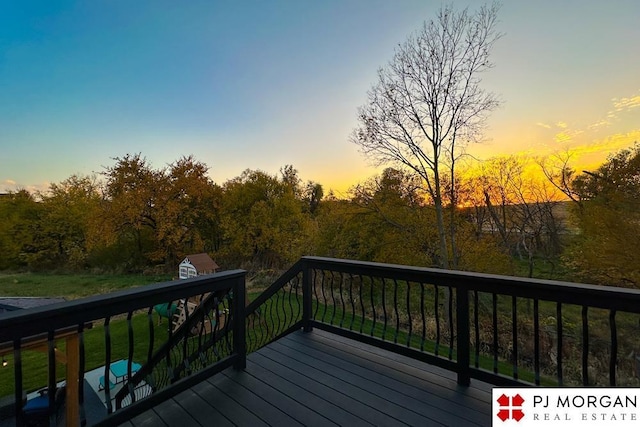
[65,333,80,427]
[233,274,247,370]
[456,283,471,386]
[302,261,313,332]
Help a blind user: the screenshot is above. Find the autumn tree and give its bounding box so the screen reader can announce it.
[348,168,440,265]
[302,181,324,215]
[154,156,223,265]
[0,190,41,269]
[352,3,501,269]
[219,168,310,270]
[96,154,163,269]
[564,144,640,287]
[35,175,101,269]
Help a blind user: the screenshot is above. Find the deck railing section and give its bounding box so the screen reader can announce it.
[0,270,246,427]
[3,257,640,426]
[243,261,304,355]
[298,257,640,387]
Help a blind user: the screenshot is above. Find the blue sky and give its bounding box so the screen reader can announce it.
[1,1,639,195]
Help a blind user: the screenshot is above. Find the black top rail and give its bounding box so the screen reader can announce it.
[300,256,640,312]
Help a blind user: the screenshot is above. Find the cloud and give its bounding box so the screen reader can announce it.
[587,119,611,131]
[1,179,50,194]
[1,179,19,192]
[554,132,572,143]
[569,129,640,157]
[554,129,583,143]
[536,122,551,129]
[612,93,640,112]
[556,121,568,129]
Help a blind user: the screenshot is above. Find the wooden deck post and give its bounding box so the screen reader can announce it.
[65,333,80,427]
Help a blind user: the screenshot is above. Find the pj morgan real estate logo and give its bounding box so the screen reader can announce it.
[492,388,640,426]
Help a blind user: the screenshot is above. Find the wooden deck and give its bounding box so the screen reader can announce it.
[118,329,492,426]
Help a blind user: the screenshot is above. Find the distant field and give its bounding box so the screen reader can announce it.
[0,273,172,300]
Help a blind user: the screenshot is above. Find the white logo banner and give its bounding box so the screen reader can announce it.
[492,388,640,426]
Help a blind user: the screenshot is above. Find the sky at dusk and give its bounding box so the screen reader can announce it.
[1,0,639,196]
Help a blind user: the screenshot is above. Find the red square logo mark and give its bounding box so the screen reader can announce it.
[496,393,525,422]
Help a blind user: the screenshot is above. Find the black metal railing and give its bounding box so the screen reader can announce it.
[0,270,246,427]
[243,262,305,354]
[292,257,640,387]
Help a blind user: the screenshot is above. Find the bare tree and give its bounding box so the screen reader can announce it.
[352,3,502,269]
[539,150,583,208]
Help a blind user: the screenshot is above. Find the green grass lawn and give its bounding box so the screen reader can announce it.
[0,272,171,300]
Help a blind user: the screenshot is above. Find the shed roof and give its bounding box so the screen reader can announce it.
[182,253,220,272]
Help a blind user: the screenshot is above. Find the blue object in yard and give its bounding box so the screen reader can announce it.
[22,386,66,426]
[109,359,141,382]
[23,395,48,412]
[98,376,115,391]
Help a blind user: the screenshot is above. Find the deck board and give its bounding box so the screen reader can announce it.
[118,329,493,427]
[259,345,434,426]
[172,388,235,427]
[284,330,491,423]
[219,368,337,427]
[269,336,486,426]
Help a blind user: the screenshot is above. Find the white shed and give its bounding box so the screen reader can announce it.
[178,253,220,279]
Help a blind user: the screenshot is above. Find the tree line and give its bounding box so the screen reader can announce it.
[2,3,638,288]
[0,145,638,288]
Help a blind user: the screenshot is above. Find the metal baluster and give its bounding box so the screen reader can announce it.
[435,285,440,357]
[557,303,563,386]
[534,299,540,386]
[512,296,518,380]
[104,316,113,413]
[393,279,399,344]
[381,278,388,341]
[406,281,412,347]
[359,274,365,334]
[420,283,426,352]
[274,286,282,336]
[448,286,454,360]
[474,290,479,368]
[338,272,346,328]
[492,293,498,374]
[610,310,617,386]
[147,306,155,368]
[329,271,337,326]
[370,276,377,337]
[312,269,320,321]
[320,270,328,323]
[348,274,355,331]
[582,305,589,386]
